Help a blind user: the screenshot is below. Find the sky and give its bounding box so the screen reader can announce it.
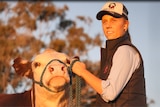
[54,1,160,107]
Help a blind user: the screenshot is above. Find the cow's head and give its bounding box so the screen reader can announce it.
[13,49,77,93]
[32,49,72,93]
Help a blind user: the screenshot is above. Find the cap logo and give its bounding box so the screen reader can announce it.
[108,3,116,9]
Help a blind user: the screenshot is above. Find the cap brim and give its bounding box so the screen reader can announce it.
[96,11,122,20]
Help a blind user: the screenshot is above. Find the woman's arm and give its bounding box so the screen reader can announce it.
[72,45,140,102]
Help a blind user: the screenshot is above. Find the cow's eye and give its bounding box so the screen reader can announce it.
[66,58,70,64]
[34,62,41,68]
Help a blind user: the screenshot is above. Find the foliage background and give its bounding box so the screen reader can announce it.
[0,1,102,106]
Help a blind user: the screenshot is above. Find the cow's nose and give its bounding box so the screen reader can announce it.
[48,65,66,73]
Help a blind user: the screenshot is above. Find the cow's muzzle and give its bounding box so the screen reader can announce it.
[33,58,79,93]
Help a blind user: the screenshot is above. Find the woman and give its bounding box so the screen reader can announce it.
[72,1,147,107]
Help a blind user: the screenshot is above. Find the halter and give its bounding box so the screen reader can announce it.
[33,58,79,93]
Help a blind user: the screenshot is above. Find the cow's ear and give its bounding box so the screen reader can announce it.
[12,57,33,79]
[66,56,79,65]
[72,56,80,61]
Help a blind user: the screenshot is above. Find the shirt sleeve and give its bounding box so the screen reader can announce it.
[101,45,141,102]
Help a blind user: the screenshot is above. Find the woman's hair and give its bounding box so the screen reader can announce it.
[126,30,132,42]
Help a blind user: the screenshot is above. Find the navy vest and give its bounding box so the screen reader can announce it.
[96,34,147,107]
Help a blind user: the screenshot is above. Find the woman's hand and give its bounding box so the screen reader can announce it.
[71,61,86,77]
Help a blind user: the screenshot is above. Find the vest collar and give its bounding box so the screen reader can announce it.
[105,33,129,50]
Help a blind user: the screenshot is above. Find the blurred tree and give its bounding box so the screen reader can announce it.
[0,1,102,106]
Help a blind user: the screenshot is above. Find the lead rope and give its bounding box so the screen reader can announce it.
[75,75,81,107]
[68,66,73,107]
[69,59,81,107]
[69,84,73,107]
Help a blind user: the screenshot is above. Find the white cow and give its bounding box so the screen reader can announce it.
[0,49,77,107]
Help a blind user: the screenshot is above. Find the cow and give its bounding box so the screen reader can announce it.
[0,49,79,107]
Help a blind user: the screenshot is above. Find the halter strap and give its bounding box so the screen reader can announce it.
[33,58,79,93]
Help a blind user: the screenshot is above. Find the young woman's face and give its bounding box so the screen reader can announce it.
[101,15,129,40]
